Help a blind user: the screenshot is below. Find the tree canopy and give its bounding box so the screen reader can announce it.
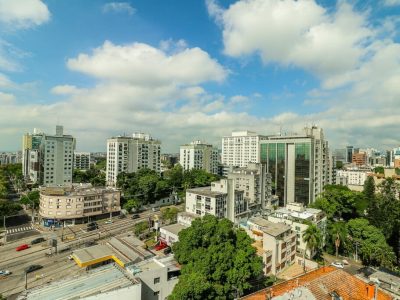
[170,215,263,299]
[0,200,22,217]
[73,168,105,186]
[20,190,40,207]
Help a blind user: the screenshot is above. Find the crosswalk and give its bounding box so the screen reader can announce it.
[6,225,34,234]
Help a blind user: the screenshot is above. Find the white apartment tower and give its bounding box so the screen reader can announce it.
[106,133,161,186]
[74,152,91,170]
[222,131,266,168]
[179,141,219,174]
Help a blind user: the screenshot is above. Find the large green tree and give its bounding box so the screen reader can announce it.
[171,215,263,299]
[20,190,40,207]
[0,200,22,217]
[327,221,348,257]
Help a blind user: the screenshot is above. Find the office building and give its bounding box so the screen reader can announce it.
[74,152,91,170]
[260,126,331,206]
[352,152,367,166]
[22,126,75,186]
[106,133,161,186]
[221,131,266,168]
[179,140,219,174]
[243,217,297,275]
[346,146,354,163]
[39,183,120,227]
[266,203,327,258]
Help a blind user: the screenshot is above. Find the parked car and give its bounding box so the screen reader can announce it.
[25,265,43,273]
[152,207,160,212]
[31,237,46,245]
[331,261,344,269]
[105,220,113,224]
[0,270,11,276]
[131,214,140,219]
[16,244,30,251]
[118,214,126,219]
[87,222,98,228]
[163,247,172,255]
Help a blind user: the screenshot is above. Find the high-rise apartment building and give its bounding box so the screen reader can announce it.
[74,152,91,170]
[106,133,161,186]
[22,126,75,186]
[221,131,266,167]
[346,146,354,163]
[260,126,331,206]
[179,141,219,174]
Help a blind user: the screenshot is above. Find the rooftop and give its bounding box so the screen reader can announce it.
[242,266,392,300]
[127,255,180,275]
[187,186,226,197]
[40,184,119,197]
[160,223,187,236]
[248,217,291,237]
[18,265,140,300]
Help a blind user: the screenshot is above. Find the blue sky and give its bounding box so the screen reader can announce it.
[0,0,400,152]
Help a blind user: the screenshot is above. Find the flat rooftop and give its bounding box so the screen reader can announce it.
[18,265,139,300]
[160,223,187,236]
[127,255,180,275]
[187,186,226,197]
[248,217,291,237]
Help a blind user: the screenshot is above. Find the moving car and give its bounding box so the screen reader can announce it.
[31,237,46,245]
[0,270,11,276]
[331,261,344,269]
[131,214,140,219]
[16,244,30,251]
[25,265,43,273]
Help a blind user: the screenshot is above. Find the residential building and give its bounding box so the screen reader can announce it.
[179,140,219,174]
[260,126,331,206]
[22,128,43,179]
[74,152,91,170]
[352,152,367,166]
[266,203,327,258]
[227,163,275,213]
[17,265,142,300]
[243,217,297,275]
[39,183,120,227]
[127,255,180,300]
[336,170,368,186]
[159,212,199,246]
[241,266,392,300]
[0,152,21,165]
[221,130,266,168]
[186,178,247,223]
[106,133,161,186]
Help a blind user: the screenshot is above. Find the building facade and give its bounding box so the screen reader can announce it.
[336,170,368,186]
[39,184,120,226]
[106,133,161,186]
[260,126,331,206]
[74,152,91,170]
[221,131,266,168]
[179,140,219,174]
[352,152,367,166]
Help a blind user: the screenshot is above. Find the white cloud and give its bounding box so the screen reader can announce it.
[0,72,14,88]
[102,2,136,15]
[67,41,227,86]
[50,85,86,95]
[210,0,373,85]
[383,0,400,6]
[0,91,15,103]
[0,0,50,29]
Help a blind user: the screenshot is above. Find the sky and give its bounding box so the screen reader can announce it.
[0,0,399,153]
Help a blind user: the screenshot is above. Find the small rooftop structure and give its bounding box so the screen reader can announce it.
[160,223,187,237]
[127,255,180,276]
[248,217,291,237]
[18,265,141,300]
[186,186,226,197]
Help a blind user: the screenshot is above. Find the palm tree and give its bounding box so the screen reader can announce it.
[302,224,322,272]
[330,222,347,257]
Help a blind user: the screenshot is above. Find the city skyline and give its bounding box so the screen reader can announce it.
[1,0,400,152]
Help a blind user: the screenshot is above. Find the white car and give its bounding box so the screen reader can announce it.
[331,261,344,269]
[0,270,11,276]
[105,220,113,224]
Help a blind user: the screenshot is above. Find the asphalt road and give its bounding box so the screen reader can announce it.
[0,210,160,298]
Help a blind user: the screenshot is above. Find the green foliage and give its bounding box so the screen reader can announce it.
[327,221,347,257]
[182,169,220,189]
[335,161,344,169]
[171,215,263,299]
[396,168,400,176]
[94,158,106,170]
[161,207,180,223]
[164,164,184,188]
[0,164,24,199]
[20,190,40,207]
[134,220,149,236]
[374,166,385,174]
[0,200,22,217]
[346,218,396,268]
[302,224,322,258]
[123,199,140,213]
[73,168,105,186]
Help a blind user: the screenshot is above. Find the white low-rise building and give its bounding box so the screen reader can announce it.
[266,203,327,258]
[243,217,296,275]
[336,170,368,186]
[159,212,199,246]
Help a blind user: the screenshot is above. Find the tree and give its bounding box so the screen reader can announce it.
[20,190,40,207]
[374,166,384,174]
[0,200,22,217]
[302,224,322,271]
[336,161,344,169]
[161,207,180,223]
[171,215,263,299]
[123,199,140,213]
[164,164,184,189]
[134,221,149,236]
[328,221,347,257]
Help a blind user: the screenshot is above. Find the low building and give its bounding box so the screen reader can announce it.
[127,255,180,300]
[159,212,199,246]
[336,170,368,186]
[266,203,327,258]
[243,217,296,275]
[39,184,121,227]
[17,264,141,300]
[241,266,392,300]
[74,152,91,170]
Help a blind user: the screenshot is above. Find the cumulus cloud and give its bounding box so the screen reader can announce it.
[50,85,86,95]
[209,0,373,86]
[0,0,50,29]
[67,41,227,86]
[102,2,136,15]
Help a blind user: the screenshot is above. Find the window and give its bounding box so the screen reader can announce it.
[154,277,160,284]
[153,291,159,296]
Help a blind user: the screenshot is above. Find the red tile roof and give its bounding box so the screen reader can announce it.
[242,266,393,300]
